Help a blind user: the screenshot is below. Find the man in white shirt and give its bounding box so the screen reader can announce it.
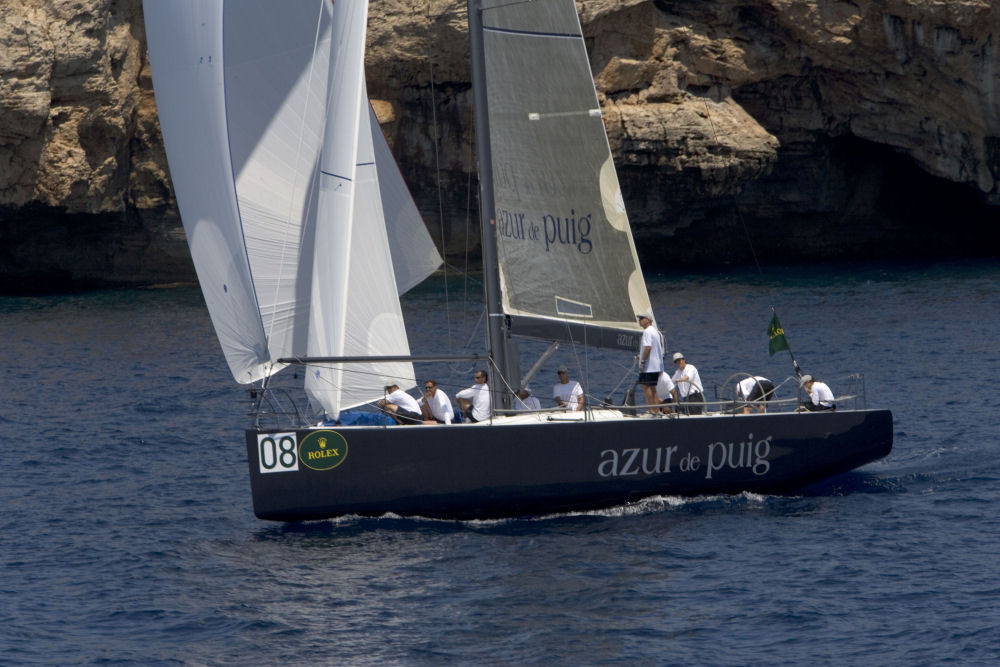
[736,376,775,413]
[456,370,491,422]
[671,352,705,414]
[418,378,454,424]
[553,366,584,411]
[378,383,423,425]
[800,375,835,411]
[656,370,678,412]
[636,313,665,413]
[514,387,541,411]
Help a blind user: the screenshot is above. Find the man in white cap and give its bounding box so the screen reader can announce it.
[515,387,541,411]
[636,313,665,413]
[799,375,835,411]
[553,366,584,411]
[671,352,704,414]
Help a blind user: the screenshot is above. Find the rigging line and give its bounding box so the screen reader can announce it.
[440,260,484,286]
[265,0,328,348]
[447,306,489,389]
[426,0,453,346]
[701,98,802,377]
[701,97,766,283]
[607,356,639,399]
[488,353,520,403]
[463,102,475,351]
[301,363,423,388]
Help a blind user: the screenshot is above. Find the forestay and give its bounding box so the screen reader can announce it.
[480,0,653,350]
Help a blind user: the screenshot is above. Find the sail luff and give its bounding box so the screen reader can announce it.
[336,79,419,404]
[468,0,517,407]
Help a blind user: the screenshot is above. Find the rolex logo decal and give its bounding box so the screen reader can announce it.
[299,431,349,471]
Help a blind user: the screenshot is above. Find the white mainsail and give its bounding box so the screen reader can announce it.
[144,0,440,417]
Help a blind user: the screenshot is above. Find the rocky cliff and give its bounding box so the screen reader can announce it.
[1,0,997,292]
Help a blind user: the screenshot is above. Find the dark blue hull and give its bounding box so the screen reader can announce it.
[245,409,893,521]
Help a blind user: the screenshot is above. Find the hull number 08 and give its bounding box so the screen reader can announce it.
[257,433,299,473]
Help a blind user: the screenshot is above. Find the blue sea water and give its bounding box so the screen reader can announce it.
[2,260,999,665]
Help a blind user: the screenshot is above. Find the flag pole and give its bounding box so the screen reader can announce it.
[768,307,803,378]
[702,100,804,380]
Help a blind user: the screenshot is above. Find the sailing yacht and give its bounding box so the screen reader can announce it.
[144,0,893,521]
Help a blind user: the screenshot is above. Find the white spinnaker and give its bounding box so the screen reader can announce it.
[147,0,438,411]
[144,0,271,383]
[145,0,333,383]
[305,0,414,419]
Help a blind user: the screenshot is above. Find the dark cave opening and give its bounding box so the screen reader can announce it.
[626,135,1000,271]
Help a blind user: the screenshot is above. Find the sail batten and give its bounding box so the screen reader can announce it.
[483,26,582,39]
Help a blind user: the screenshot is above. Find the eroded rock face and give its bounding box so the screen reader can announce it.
[0,0,187,291]
[1,0,997,291]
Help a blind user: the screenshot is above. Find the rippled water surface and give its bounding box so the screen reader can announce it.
[2,260,999,664]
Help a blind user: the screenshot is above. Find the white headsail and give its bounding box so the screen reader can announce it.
[305,0,415,417]
[145,0,441,418]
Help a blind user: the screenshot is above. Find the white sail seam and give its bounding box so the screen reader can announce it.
[527,109,601,120]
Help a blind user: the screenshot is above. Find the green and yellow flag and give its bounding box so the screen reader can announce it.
[768,312,790,356]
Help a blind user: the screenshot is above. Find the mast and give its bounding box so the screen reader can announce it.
[467,0,516,409]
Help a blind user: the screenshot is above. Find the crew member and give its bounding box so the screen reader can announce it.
[553,366,584,411]
[800,374,835,411]
[671,352,705,414]
[636,313,665,413]
[378,383,423,425]
[736,375,775,413]
[456,370,491,422]
[419,379,454,424]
